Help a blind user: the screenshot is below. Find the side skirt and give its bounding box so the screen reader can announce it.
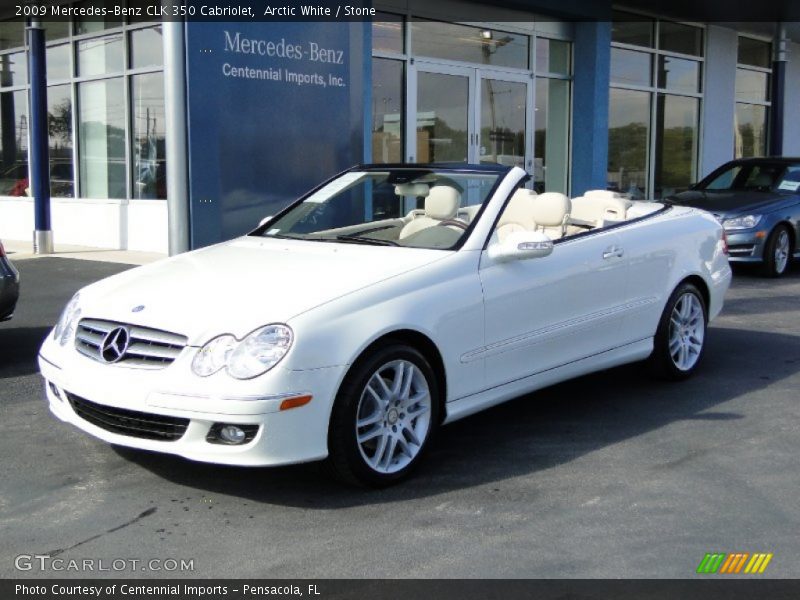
[442,338,653,425]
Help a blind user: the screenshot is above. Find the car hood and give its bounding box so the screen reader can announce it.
[668,190,786,216]
[78,236,448,344]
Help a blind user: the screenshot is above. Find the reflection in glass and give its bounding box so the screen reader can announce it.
[74,11,122,35]
[611,13,653,48]
[77,34,124,76]
[132,73,166,199]
[480,79,526,168]
[372,13,403,54]
[44,21,71,42]
[608,88,650,198]
[535,38,570,75]
[0,21,24,51]
[738,37,771,68]
[79,78,126,199]
[0,90,28,196]
[371,58,403,164]
[736,68,769,102]
[735,103,767,158]
[47,44,71,81]
[657,55,700,93]
[534,78,569,194]
[48,84,74,197]
[658,21,703,56]
[130,27,164,69]
[417,71,469,163]
[0,51,26,88]
[654,94,698,197]
[610,48,651,87]
[412,20,528,69]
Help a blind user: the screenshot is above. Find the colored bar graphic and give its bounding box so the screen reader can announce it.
[700,552,774,574]
[697,553,726,574]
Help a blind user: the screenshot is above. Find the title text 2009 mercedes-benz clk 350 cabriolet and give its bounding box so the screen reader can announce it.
[39,164,731,486]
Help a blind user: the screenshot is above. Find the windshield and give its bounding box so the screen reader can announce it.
[700,162,800,193]
[258,168,503,250]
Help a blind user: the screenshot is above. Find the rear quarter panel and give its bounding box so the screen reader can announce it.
[616,206,730,345]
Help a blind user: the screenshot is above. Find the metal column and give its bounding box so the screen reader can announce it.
[769,23,787,157]
[163,20,191,255]
[28,19,53,254]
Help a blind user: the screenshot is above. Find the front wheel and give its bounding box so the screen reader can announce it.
[648,282,707,380]
[761,225,792,278]
[326,344,439,487]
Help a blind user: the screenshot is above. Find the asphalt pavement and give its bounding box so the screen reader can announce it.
[1,257,798,579]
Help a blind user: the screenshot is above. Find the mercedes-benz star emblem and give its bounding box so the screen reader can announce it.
[100,327,130,363]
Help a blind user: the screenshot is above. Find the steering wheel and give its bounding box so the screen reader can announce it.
[437,219,469,231]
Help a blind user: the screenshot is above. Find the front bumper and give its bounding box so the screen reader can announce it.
[38,337,347,467]
[725,229,766,263]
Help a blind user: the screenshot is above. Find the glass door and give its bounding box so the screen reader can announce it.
[477,70,532,171]
[410,62,475,163]
[408,62,532,170]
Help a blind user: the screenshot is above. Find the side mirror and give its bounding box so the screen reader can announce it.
[488,230,554,262]
[259,216,274,228]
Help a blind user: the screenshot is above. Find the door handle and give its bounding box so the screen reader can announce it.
[602,246,624,259]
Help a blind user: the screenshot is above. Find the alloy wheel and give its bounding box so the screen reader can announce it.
[774,229,790,274]
[668,292,705,371]
[355,359,432,474]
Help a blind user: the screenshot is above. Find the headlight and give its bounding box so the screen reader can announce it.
[191,334,237,377]
[53,292,82,347]
[722,214,762,230]
[192,324,293,379]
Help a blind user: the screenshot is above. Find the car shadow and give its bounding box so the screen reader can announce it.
[0,326,52,379]
[111,326,800,507]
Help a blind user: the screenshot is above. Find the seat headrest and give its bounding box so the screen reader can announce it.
[425,186,460,220]
[395,183,430,197]
[532,192,571,227]
[585,189,622,199]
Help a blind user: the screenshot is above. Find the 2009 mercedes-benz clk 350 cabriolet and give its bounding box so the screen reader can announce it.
[39,164,731,486]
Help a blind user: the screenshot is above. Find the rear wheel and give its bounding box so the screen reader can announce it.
[326,344,439,487]
[761,225,792,278]
[648,282,707,380]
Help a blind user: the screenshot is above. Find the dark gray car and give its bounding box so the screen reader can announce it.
[667,158,800,277]
[0,239,20,321]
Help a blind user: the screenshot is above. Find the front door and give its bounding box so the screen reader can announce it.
[478,230,630,389]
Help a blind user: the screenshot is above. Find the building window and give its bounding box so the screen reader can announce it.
[735,37,771,158]
[0,21,27,197]
[609,13,703,199]
[371,12,572,194]
[0,19,166,201]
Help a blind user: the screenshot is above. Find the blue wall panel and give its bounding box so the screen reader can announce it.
[571,21,612,196]
[185,21,367,248]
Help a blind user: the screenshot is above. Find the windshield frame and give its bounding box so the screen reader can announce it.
[248,164,513,251]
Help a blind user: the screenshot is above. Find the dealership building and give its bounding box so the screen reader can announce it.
[0,1,799,253]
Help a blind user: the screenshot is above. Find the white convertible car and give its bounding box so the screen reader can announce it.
[39,164,731,486]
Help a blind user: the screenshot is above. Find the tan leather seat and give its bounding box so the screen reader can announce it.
[570,190,631,228]
[531,192,571,239]
[496,188,538,241]
[399,185,461,239]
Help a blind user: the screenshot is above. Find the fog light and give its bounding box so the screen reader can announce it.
[220,425,245,444]
[206,423,259,445]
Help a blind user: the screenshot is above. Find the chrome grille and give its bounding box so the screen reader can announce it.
[75,318,187,368]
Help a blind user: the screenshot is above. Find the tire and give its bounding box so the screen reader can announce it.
[648,282,707,380]
[326,343,440,487]
[761,225,793,278]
